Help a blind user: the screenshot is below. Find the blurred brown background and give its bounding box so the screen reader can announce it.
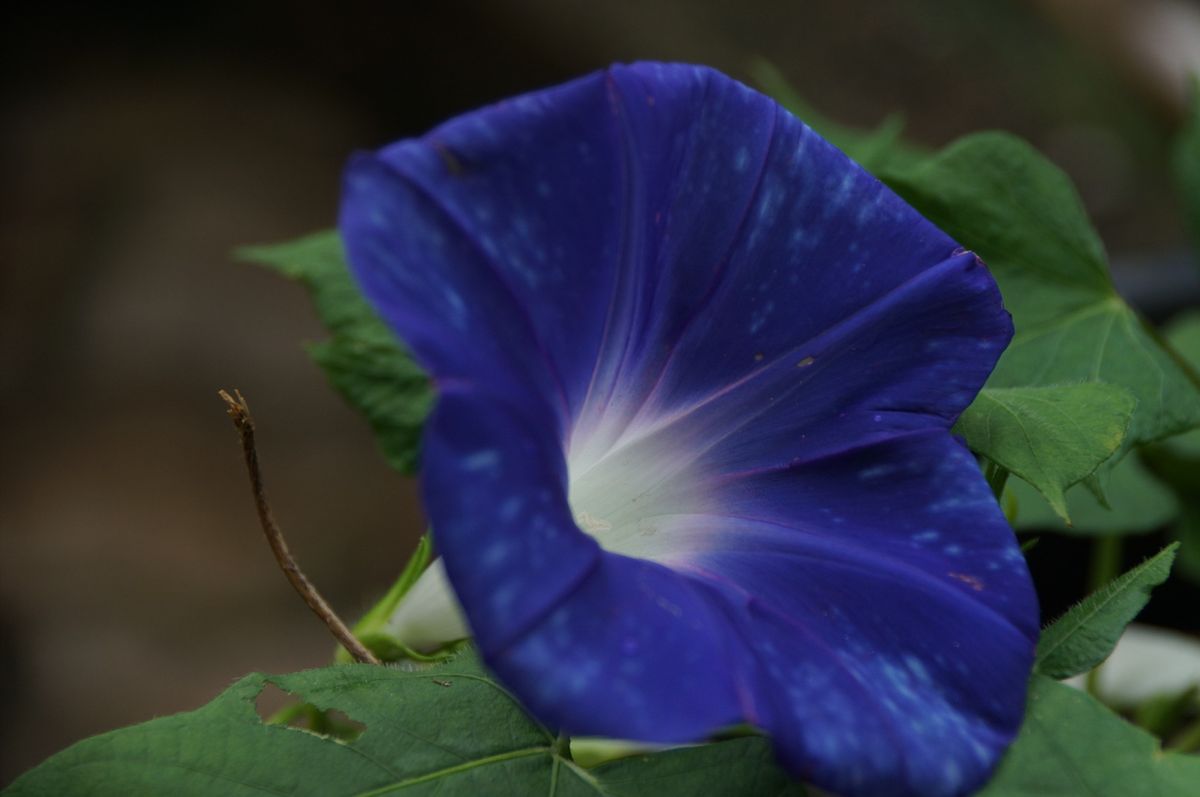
[2,0,1198,784]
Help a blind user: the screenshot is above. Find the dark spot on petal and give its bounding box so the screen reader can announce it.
[948,572,985,591]
[432,141,464,176]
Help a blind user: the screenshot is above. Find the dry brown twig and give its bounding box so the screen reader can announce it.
[219,388,380,665]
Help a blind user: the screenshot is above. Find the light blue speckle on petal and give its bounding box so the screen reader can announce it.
[734,145,750,173]
[463,449,500,472]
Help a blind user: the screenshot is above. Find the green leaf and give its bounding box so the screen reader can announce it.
[589,741,804,797]
[1145,312,1200,581]
[955,384,1134,521]
[239,231,432,474]
[1010,451,1179,535]
[885,133,1200,453]
[5,651,803,797]
[1134,685,1199,740]
[1034,544,1178,679]
[977,675,1200,796]
[1159,311,1200,463]
[336,535,443,665]
[749,60,926,174]
[1174,77,1200,258]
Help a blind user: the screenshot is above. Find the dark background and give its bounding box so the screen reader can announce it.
[2,0,1198,784]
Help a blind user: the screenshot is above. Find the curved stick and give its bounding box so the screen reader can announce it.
[219,389,380,665]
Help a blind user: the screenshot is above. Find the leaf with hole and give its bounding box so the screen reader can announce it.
[4,651,804,797]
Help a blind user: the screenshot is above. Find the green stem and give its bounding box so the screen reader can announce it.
[335,533,434,664]
[984,460,1010,501]
[354,533,433,633]
[1172,717,1200,752]
[358,632,466,663]
[1088,535,1123,593]
[1085,535,1124,697]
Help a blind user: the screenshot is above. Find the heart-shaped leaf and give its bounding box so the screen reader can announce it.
[4,652,803,797]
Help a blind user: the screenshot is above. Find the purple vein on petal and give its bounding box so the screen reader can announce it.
[609,99,782,440]
[569,252,983,488]
[572,70,649,447]
[675,511,1029,638]
[703,428,944,486]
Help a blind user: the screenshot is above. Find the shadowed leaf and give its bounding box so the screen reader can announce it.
[239,231,432,473]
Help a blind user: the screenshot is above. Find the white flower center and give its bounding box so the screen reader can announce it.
[564,414,714,565]
[386,413,714,651]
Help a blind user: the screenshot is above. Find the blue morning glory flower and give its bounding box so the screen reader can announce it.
[339,63,1038,797]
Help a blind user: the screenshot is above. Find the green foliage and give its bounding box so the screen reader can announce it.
[239,231,432,474]
[1144,311,1200,580]
[1034,544,1178,679]
[4,651,802,797]
[954,384,1133,522]
[1150,312,1200,466]
[336,535,439,665]
[1134,685,1200,741]
[886,133,1200,457]
[1009,453,1180,535]
[1175,78,1200,257]
[749,60,926,174]
[158,79,1200,797]
[977,675,1200,796]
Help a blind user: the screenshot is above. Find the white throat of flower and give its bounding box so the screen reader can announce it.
[385,417,713,652]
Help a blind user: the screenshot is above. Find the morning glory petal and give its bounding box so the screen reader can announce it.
[420,387,746,741]
[340,62,1038,797]
[418,387,600,655]
[488,551,746,742]
[675,433,1036,796]
[342,70,629,437]
[566,249,1014,534]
